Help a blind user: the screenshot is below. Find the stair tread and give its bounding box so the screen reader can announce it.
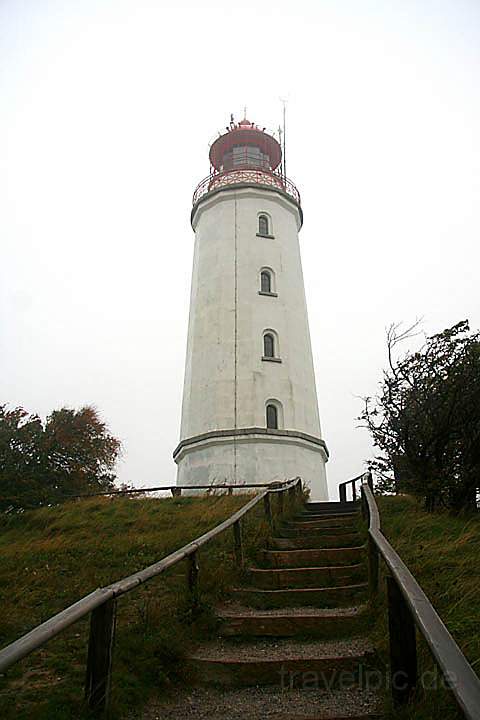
[288,513,358,527]
[269,542,363,552]
[302,510,360,520]
[296,517,357,522]
[142,686,383,719]
[232,584,368,594]
[279,531,360,538]
[264,537,364,553]
[248,564,364,573]
[218,602,368,618]
[285,523,358,529]
[303,507,359,512]
[307,501,356,505]
[275,536,361,545]
[262,547,364,568]
[188,637,375,662]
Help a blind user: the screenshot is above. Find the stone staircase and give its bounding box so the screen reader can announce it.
[145,501,383,719]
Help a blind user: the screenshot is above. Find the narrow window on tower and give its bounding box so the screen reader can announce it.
[262,330,281,362]
[259,267,278,297]
[266,403,278,429]
[260,270,272,294]
[263,332,275,358]
[258,214,269,236]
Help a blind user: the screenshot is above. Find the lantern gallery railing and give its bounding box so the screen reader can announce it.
[192,168,301,207]
[0,477,303,714]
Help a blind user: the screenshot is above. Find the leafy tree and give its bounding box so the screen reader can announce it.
[360,320,480,512]
[0,405,121,511]
[0,406,45,509]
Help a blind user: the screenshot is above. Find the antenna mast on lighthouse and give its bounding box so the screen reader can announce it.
[280,98,287,178]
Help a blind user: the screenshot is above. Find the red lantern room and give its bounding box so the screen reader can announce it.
[192,116,300,208]
[209,117,282,173]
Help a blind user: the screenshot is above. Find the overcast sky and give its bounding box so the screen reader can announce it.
[1,0,479,498]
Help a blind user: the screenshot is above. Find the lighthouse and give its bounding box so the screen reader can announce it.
[173,116,329,501]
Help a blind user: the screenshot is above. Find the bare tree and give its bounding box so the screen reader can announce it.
[359,320,480,512]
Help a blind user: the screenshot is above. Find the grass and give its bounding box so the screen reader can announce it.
[0,491,287,719]
[371,495,480,719]
[4,490,473,719]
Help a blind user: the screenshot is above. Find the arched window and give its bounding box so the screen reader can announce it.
[263,332,275,358]
[266,404,278,429]
[258,214,269,236]
[260,270,272,294]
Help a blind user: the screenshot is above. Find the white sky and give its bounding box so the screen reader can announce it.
[1,0,479,498]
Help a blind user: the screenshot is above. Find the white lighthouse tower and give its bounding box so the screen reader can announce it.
[174,116,329,500]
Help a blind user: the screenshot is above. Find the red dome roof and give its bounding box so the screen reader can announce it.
[209,120,282,171]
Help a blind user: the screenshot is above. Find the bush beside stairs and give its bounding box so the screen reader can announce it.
[143,500,384,719]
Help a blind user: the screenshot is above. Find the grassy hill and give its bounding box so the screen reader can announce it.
[372,495,480,719]
[1,491,477,720]
[0,493,271,719]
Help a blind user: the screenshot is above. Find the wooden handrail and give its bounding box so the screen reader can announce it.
[338,472,368,502]
[66,482,284,500]
[0,477,302,712]
[362,477,480,717]
[1,482,289,505]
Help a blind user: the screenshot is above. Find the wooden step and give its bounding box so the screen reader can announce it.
[247,565,365,590]
[301,512,359,519]
[276,531,361,547]
[217,604,370,639]
[262,547,364,568]
[306,502,357,511]
[145,685,384,719]
[231,584,368,609]
[270,537,362,551]
[289,517,358,528]
[300,513,361,525]
[302,501,360,513]
[186,638,377,688]
[302,510,359,519]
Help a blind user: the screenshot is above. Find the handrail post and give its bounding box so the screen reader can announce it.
[288,486,296,505]
[368,534,379,597]
[263,493,273,529]
[339,484,347,503]
[295,478,303,499]
[361,485,367,520]
[387,575,417,705]
[233,520,243,569]
[367,471,373,492]
[363,483,378,597]
[85,597,116,713]
[188,551,200,612]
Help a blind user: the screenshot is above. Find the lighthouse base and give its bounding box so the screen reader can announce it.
[174,428,328,501]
